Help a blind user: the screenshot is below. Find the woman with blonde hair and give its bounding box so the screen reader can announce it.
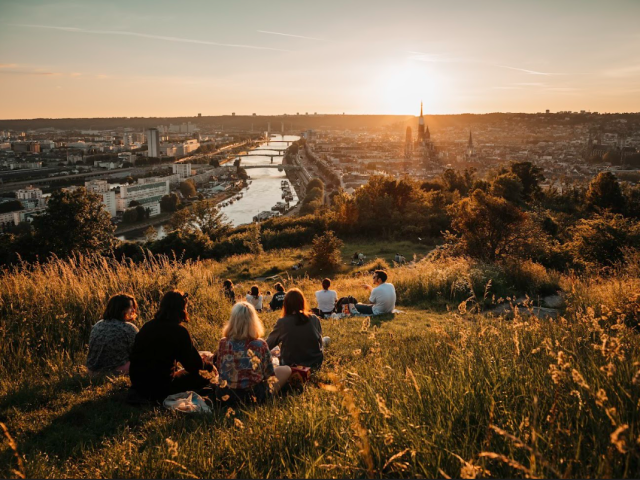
[215,302,291,405]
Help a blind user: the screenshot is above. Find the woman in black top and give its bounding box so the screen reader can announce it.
[223,279,236,304]
[129,290,214,400]
[266,288,325,370]
[269,283,286,311]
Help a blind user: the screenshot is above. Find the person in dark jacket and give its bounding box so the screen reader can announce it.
[266,288,329,370]
[223,279,236,305]
[129,290,214,401]
[269,283,286,311]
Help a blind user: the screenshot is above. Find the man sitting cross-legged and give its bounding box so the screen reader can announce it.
[355,270,396,315]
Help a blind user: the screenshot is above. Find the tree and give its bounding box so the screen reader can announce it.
[209,158,220,168]
[244,223,263,255]
[169,199,230,240]
[0,200,23,214]
[237,167,249,181]
[508,161,545,201]
[586,172,625,213]
[143,226,158,242]
[122,208,138,223]
[307,178,324,191]
[449,190,532,261]
[565,213,640,269]
[309,230,343,272]
[491,173,524,203]
[180,180,197,198]
[31,188,115,258]
[160,193,180,212]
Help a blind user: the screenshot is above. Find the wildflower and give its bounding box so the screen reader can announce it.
[610,424,629,454]
[221,395,230,402]
[234,418,244,429]
[165,438,178,458]
[632,370,640,386]
[352,349,362,356]
[571,369,590,390]
[595,388,608,407]
[225,407,235,418]
[219,379,228,388]
[376,394,392,419]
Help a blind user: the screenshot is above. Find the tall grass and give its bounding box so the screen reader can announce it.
[1,251,639,478]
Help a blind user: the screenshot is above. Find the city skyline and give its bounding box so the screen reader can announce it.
[1,0,640,119]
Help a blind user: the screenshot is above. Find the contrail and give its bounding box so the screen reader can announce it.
[496,65,560,76]
[257,30,326,41]
[12,24,292,52]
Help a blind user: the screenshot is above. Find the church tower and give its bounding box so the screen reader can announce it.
[418,102,425,141]
[404,126,414,160]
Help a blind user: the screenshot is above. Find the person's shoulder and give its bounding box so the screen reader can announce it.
[249,338,268,350]
[123,322,139,333]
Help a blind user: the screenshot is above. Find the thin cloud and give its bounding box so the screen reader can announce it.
[258,30,326,41]
[604,64,640,77]
[0,63,18,68]
[12,24,292,52]
[408,52,467,63]
[496,65,562,76]
[0,69,59,76]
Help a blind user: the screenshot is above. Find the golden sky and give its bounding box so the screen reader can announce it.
[1,0,640,118]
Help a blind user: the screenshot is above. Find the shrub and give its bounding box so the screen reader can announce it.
[309,230,343,272]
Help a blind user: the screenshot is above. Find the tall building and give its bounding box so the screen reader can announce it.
[146,128,160,158]
[404,126,413,160]
[172,163,192,181]
[465,131,477,162]
[418,102,425,142]
[117,179,169,216]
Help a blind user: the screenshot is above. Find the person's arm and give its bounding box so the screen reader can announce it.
[266,318,284,350]
[126,324,139,352]
[269,295,277,311]
[260,342,275,380]
[369,287,377,304]
[175,326,204,373]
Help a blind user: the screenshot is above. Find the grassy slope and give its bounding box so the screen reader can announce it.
[1,251,639,478]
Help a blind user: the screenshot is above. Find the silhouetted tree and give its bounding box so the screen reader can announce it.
[586,172,625,213]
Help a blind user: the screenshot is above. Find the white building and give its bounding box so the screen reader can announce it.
[172,163,192,180]
[16,186,43,202]
[177,139,199,156]
[117,179,169,216]
[146,128,160,158]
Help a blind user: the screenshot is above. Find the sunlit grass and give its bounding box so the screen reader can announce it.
[1,251,639,478]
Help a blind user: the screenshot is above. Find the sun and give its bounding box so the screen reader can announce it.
[374,61,444,115]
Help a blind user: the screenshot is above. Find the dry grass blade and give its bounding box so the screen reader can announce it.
[382,448,411,470]
[163,459,200,479]
[405,366,422,401]
[1,422,25,479]
[478,452,538,478]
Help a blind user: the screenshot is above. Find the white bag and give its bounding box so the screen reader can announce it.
[163,391,211,413]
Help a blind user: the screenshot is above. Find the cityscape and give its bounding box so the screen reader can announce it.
[1,107,639,240]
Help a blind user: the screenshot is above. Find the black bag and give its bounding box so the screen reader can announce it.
[335,296,358,313]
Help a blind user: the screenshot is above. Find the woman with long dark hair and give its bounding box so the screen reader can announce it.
[129,290,214,401]
[87,293,139,375]
[245,285,263,312]
[266,288,328,370]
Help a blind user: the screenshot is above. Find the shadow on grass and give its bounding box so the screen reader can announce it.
[0,373,96,420]
[369,312,396,328]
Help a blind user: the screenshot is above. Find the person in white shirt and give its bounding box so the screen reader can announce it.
[355,270,396,315]
[246,285,264,312]
[315,278,338,317]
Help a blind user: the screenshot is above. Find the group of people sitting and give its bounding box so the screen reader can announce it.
[86,270,395,406]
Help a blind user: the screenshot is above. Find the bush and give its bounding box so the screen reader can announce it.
[309,231,343,272]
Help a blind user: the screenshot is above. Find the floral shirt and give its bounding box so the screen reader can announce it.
[86,319,139,371]
[216,337,275,390]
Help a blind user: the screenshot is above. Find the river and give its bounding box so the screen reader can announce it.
[119,134,300,242]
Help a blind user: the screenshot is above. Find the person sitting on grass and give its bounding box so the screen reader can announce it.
[215,302,291,405]
[129,290,214,401]
[86,293,139,376]
[266,288,329,370]
[223,279,235,304]
[269,283,286,312]
[355,270,396,315]
[245,285,263,312]
[315,278,338,318]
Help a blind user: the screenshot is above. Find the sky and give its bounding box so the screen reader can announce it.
[1,0,640,119]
